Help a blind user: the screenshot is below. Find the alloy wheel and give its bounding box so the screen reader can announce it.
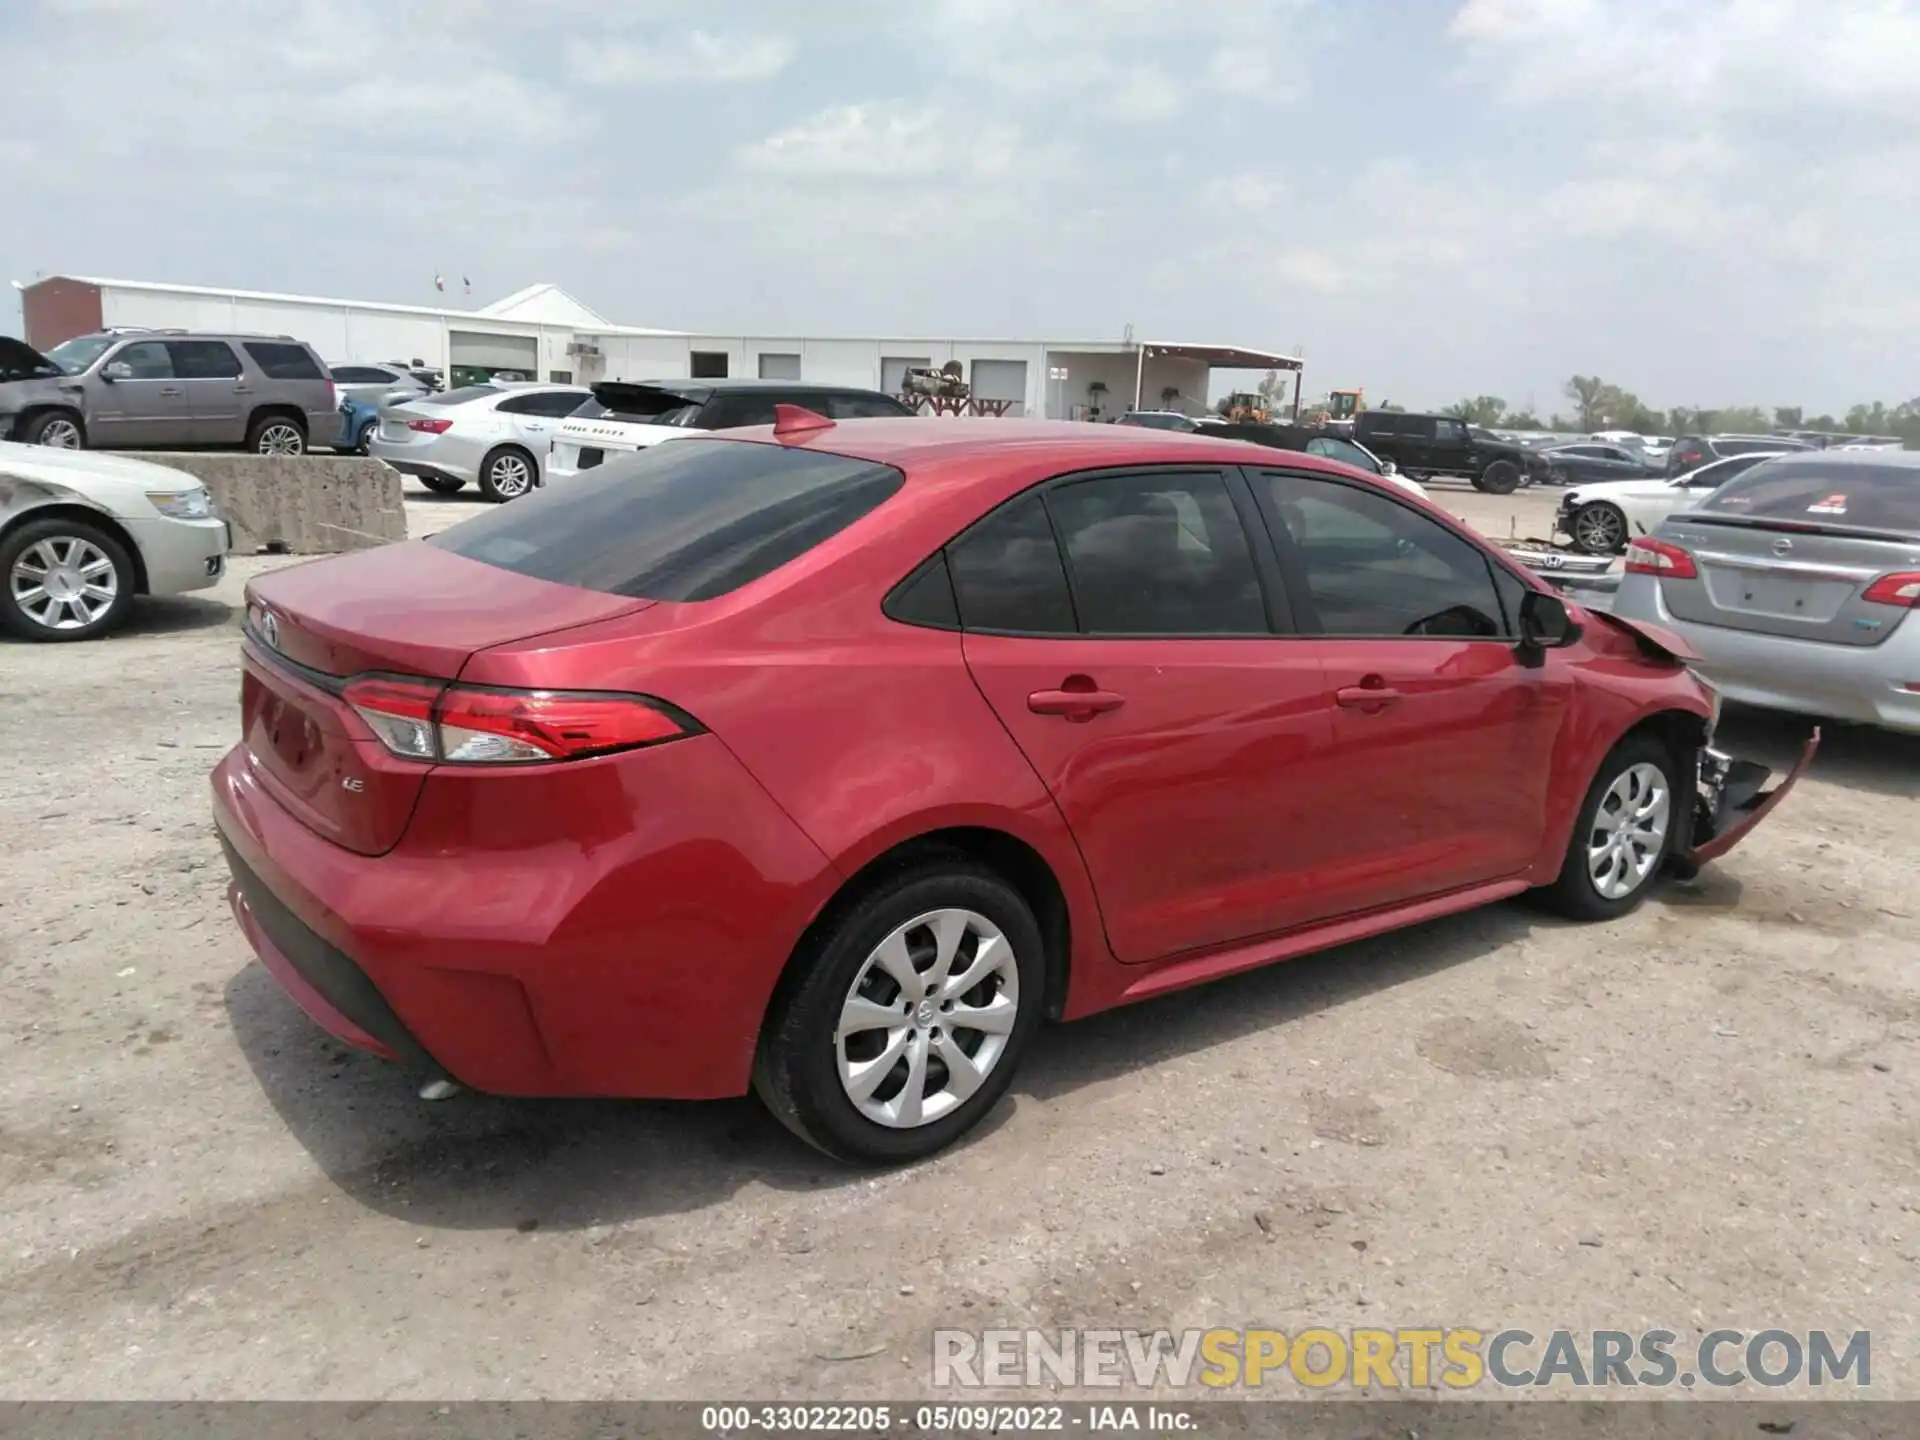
[1574,504,1626,553]
[835,908,1020,1129]
[489,454,533,498]
[9,536,119,632]
[257,423,305,455]
[37,417,82,449]
[1587,762,1670,900]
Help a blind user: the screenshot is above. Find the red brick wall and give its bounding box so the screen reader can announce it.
[21,279,103,349]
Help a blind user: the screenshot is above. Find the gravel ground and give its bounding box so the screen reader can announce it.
[1,476,1915,1402]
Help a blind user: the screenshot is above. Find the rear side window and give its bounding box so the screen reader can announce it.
[113,341,174,378]
[496,390,585,417]
[1699,461,1920,534]
[167,340,242,379]
[430,439,905,602]
[243,342,325,380]
[418,384,503,407]
[704,393,782,428]
[331,365,397,384]
[948,493,1077,634]
[1046,471,1267,634]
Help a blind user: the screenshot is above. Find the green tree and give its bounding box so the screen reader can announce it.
[1505,410,1543,430]
[1445,395,1508,426]
[1715,406,1771,434]
[1773,406,1803,428]
[1375,399,1406,412]
[1846,401,1891,434]
[1564,375,1618,431]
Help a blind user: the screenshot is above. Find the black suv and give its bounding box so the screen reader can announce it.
[1351,411,1546,493]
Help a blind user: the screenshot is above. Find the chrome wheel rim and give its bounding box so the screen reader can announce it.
[10,536,119,631]
[836,908,1019,1129]
[38,418,82,449]
[490,454,532,497]
[1575,504,1624,552]
[1587,762,1669,900]
[257,423,304,455]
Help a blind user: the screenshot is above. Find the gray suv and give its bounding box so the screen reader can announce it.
[0,330,343,454]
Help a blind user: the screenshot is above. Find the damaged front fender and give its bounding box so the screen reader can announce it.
[1669,728,1820,876]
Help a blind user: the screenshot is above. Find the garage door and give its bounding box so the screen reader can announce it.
[449,331,538,374]
[969,359,1028,415]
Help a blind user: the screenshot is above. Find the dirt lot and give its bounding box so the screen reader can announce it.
[2,476,1916,1401]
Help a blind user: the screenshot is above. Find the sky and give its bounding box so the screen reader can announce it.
[2,0,1916,417]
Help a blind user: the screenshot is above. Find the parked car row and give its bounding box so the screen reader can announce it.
[368,378,916,502]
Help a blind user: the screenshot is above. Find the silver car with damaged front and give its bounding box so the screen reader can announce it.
[1613,450,1920,734]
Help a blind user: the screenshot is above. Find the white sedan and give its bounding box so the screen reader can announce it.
[1557,449,1791,554]
[0,441,229,641]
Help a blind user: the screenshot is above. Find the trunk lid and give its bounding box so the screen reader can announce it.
[241,542,650,854]
[1657,516,1920,647]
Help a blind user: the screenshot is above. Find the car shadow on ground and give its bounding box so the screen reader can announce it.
[223,898,1548,1233]
[1713,703,1917,801]
[0,593,235,644]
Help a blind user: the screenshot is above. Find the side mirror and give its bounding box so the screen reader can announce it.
[101,361,132,382]
[1517,589,1581,665]
[1379,458,1398,475]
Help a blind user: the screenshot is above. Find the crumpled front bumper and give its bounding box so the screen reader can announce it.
[1670,729,1820,874]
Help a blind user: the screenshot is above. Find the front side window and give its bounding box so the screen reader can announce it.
[1260,472,1507,638]
[112,341,174,379]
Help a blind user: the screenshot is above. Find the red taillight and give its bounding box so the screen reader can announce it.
[342,676,693,764]
[1624,537,1698,579]
[1863,571,1920,608]
[325,379,337,409]
[406,418,453,434]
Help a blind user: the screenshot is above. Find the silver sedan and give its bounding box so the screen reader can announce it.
[369,383,589,502]
[1612,451,1920,734]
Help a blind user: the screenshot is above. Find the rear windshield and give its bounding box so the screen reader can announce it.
[1698,459,1920,534]
[578,383,703,427]
[416,384,502,407]
[430,438,905,602]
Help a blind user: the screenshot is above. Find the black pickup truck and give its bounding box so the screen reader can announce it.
[1350,411,1547,493]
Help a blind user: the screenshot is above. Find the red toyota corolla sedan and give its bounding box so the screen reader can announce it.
[213,412,1813,1164]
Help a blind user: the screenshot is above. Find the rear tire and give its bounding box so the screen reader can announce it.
[1538,733,1679,921]
[0,517,136,642]
[419,475,466,495]
[477,446,536,503]
[753,857,1045,1165]
[1480,459,1521,495]
[22,412,85,449]
[247,415,307,455]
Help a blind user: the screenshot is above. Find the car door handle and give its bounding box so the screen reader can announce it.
[159,387,183,397]
[233,384,252,393]
[1028,687,1126,719]
[1336,681,1401,710]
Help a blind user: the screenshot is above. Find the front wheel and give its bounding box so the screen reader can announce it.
[1570,501,1627,555]
[23,412,86,449]
[754,858,1045,1164]
[477,447,536,502]
[1538,734,1679,921]
[0,517,136,642]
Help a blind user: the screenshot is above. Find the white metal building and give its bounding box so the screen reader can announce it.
[17,274,1300,421]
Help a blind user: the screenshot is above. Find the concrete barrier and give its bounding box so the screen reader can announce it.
[126,453,408,555]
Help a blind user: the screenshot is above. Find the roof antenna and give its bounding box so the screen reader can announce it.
[772,403,835,441]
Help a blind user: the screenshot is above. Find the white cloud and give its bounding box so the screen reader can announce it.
[734,101,1025,180]
[566,31,794,85]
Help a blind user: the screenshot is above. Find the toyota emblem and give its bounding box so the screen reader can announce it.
[260,611,279,649]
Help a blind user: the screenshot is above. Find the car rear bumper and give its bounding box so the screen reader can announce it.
[209,734,835,1099]
[368,434,483,484]
[1614,575,1920,732]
